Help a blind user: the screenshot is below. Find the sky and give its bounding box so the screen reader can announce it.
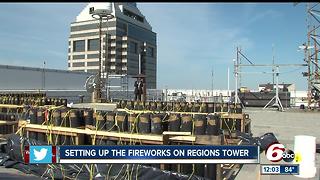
[0,3,310,90]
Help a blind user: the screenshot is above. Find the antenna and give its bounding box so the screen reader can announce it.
[91,8,114,102]
[272,44,275,85]
[211,66,214,97]
[227,67,230,100]
[42,61,46,91]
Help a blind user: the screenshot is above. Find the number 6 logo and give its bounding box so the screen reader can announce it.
[266,143,285,162]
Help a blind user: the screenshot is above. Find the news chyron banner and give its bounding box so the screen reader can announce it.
[25,145,259,164]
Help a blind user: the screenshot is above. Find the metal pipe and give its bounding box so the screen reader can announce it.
[93,16,102,102]
[276,66,279,104]
[238,71,276,74]
[234,47,239,104]
[42,61,46,91]
[211,67,214,97]
[272,44,275,85]
[105,19,109,101]
[238,64,307,67]
[91,9,114,102]
[138,54,141,74]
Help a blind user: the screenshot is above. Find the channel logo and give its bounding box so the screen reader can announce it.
[265,143,301,163]
[24,146,56,164]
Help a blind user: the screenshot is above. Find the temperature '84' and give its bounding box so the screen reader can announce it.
[285,166,294,173]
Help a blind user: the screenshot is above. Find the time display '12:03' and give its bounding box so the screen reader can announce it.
[261,164,299,175]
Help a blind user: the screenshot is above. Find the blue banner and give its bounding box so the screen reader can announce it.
[280,164,299,175]
[58,145,259,163]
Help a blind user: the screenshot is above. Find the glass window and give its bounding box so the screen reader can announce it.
[117,29,127,36]
[73,55,85,60]
[146,47,154,57]
[87,61,100,66]
[87,54,99,59]
[123,9,144,23]
[70,31,115,39]
[88,39,99,51]
[116,40,123,46]
[73,40,85,52]
[127,24,156,45]
[117,21,127,31]
[103,45,110,50]
[72,62,85,67]
[128,41,137,54]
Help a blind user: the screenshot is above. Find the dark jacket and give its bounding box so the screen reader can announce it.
[138,81,143,94]
[134,81,139,94]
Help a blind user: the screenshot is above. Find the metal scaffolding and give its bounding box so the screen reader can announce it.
[305,3,320,108]
[234,47,307,111]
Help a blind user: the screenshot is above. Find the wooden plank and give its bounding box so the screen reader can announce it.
[25,127,78,136]
[194,135,223,145]
[89,129,163,142]
[71,103,117,111]
[0,120,19,125]
[26,124,86,133]
[169,136,196,142]
[225,138,241,145]
[93,135,164,145]
[220,113,244,119]
[25,124,84,136]
[163,131,191,136]
[0,104,24,108]
[92,132,223,145]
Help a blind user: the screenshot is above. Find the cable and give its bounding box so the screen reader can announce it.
[97,112,110,146]
[113,164,126,180]
[135,164,140,180]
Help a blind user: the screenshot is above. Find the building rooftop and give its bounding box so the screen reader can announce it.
[74,2,152,31]
[0,64,90,75]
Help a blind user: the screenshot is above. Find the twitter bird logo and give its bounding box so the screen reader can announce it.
[33,148,48,161]
[29,146,52,164]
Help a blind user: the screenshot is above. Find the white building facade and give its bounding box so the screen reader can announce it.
[68,3,157,89]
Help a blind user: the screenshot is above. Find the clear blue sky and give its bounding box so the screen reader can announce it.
[0,3,309,90]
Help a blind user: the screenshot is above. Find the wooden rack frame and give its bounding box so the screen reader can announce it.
[19,122,226,179]
[21,123,225,146]
[17,110,251,180]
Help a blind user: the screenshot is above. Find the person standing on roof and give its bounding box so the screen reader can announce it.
[134,79,139,101]
[137,78,144,101]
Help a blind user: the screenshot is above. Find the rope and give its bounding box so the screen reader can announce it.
[118,108,210,115]
[137,113,144,145]
[97,112,110,145]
